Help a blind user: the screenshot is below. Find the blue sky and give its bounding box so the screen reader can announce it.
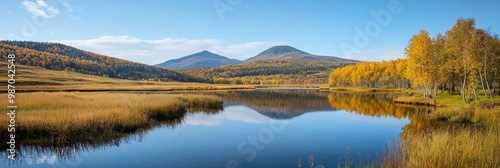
[1,0,499,64]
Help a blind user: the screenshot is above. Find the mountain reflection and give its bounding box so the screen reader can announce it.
[184,105,274,126]
[209,90,335,119]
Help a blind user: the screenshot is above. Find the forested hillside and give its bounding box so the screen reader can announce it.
[329,18,500,101]
[0,41,201,82]
[180,59,351,84]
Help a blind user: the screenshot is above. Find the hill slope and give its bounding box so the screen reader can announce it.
[245,45,358,63]
[179,59,352,84]
[0,62,255,91]
[156,50,241,69]
[0,41,201,82]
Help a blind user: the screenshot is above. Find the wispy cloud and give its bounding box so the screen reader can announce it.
[22,0,59,18]
[55,36,286,65]
[22,0,79,19]
[62,2,77,11]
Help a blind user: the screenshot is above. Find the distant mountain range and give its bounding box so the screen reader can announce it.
[156,50,241,69]
[157,45,358,69]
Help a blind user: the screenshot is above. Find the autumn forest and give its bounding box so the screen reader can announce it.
[329,18,500,102]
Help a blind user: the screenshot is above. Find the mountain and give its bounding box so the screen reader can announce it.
[179,59,351,84]
[245,45,358,63]
[156,50,242,69]
[0,41,202,82]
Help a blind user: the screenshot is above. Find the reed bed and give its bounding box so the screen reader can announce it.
[379,100,500,168]
[0,92,222,144]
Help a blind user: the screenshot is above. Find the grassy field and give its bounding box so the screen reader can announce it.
[0,62,256,91]
[0,92,222,145]
[395,127,499,168]
[380,92,500,168]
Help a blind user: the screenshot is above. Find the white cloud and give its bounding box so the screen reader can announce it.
[344,46,405,62]
[22,0,59,18]
[55,36,286,65]
[62,2,76,11]
[22,0,79,19]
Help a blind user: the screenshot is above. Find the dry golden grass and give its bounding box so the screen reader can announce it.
[0,92,222,144]
[380,97,500,168]
[0,62,256,91]
[383,127,500,168]
[393,95,437,106]
[428,97,500,125]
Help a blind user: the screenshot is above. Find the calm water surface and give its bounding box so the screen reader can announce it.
[3,90,429,168]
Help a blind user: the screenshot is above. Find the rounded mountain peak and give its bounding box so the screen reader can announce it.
[258,45,309,55]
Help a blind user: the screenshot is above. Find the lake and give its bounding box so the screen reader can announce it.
[2,90,430,168]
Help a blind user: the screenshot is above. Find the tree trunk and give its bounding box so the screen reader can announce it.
[483,65,493,98]
[479,68,489,98]
[482,37,493,98]
[462,55,467,103]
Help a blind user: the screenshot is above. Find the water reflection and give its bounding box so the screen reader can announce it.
[1,133,143,167]
[184,105,273,126]
[326,92,434,139]
[210,90,335,119]
[0,107,223,167]
[1,90,436,167]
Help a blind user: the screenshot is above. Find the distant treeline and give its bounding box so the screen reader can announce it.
[329,18,500,101]
[179,59,351,84]
[0,41,201,82]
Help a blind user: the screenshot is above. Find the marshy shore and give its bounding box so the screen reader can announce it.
[0,92,223,145]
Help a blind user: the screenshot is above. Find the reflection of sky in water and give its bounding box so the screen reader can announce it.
[4,90,418,168]
[6,103,409,168]
[26,154,57,165]
[185,105,277,126]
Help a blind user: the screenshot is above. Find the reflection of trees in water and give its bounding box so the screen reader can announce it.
[328,93,412,118]
[213,90,332,109]
[0,109,223,165]
[327,92,434,139]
